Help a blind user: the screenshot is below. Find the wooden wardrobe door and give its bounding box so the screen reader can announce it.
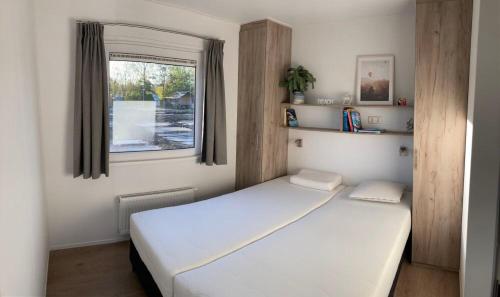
[261,21,291,182]
[236,20,291,190]
[236,22,267,190]
[413,0,472,270]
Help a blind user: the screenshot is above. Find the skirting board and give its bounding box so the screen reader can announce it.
[50,236,129,251]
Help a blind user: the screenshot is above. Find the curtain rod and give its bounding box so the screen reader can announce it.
[75,20,217,41]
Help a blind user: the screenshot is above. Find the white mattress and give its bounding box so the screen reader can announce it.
[130,177,343,297]
[174,187,412,297]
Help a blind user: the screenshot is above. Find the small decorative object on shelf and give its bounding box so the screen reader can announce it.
[406,118,414,132]
[317,98,337,105]
[286,108,299,127]
[280,65,316,104]
[397,97,408,106]
[342,93,353,105]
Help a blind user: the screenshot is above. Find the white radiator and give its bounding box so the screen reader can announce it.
[118,187,196,235]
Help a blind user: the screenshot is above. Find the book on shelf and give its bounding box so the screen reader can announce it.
[286,108,299,127]
[357,128,386,134]
[347,110,354,131]
[343,109,350,131]
[342,107,362,132]
[351,110,361,132]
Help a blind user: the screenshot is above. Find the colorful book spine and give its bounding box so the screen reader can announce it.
[286,108,299,127]
[342,108,362,132]
[343,109,349,131]
[343,108,353,132]
[348,110,354,131]
[351,111,362,132]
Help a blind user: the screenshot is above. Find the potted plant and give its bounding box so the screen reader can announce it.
[280,65,316,104]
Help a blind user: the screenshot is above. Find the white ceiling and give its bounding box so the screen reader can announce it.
[150,0,414,25]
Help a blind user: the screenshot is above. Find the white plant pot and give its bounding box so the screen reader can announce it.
[292,92,305,104]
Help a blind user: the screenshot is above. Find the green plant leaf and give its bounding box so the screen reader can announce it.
[279,65,316,93]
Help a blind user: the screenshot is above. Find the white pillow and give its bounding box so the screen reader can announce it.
[349,180,406,203]
[290,169,342,191]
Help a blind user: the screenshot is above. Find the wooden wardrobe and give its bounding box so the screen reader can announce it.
[412,0,472,270]
[236,20,292,190]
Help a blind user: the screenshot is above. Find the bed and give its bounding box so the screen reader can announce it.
[173,187,412,297]
[130,176,344,297]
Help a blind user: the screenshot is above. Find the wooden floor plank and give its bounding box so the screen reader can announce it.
[46,241,147,297]
[46,242,459,297]
[394,262,460,297]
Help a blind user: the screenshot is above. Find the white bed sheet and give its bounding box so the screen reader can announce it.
[174,187,412,297]
[130,177,344,297]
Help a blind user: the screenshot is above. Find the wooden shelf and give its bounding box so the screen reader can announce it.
[281,102,414,109]
[285,126,413,136]
[281,102,414,137]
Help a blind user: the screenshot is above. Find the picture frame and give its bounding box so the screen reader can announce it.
[356,55,394,105]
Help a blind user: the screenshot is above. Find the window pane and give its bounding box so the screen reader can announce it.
[109,59,196,153]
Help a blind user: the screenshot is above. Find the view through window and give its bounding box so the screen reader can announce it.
[109,54,196,153]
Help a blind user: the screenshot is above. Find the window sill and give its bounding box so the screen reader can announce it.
[110,153,201,166]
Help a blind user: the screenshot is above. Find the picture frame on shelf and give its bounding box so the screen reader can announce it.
[356,55,394,105]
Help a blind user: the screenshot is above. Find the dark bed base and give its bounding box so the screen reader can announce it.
[130,234,412,297]
[130,240,164,297]
[389,233,412,297]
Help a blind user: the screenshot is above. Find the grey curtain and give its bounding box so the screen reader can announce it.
[202,39,227,165]
[73,22,109,179]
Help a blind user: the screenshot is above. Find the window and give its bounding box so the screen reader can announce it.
[108,53,197,153]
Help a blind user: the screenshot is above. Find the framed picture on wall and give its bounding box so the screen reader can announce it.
[356,55,394,105]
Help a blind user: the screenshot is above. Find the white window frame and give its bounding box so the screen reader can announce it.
[104,26,206,163]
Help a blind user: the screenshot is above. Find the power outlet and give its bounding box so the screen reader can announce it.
[368,116,383,124]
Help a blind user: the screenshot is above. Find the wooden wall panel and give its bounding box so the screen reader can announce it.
[262,21,291,182]
[412,0,472,270]
[235,21,267,190]
[236,20,291,190]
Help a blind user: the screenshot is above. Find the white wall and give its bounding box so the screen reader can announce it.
[288,130,414,186]
[0,0,49,295]
[33,0,240,249]
[460,0,500,295]
[289,13,415,186]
